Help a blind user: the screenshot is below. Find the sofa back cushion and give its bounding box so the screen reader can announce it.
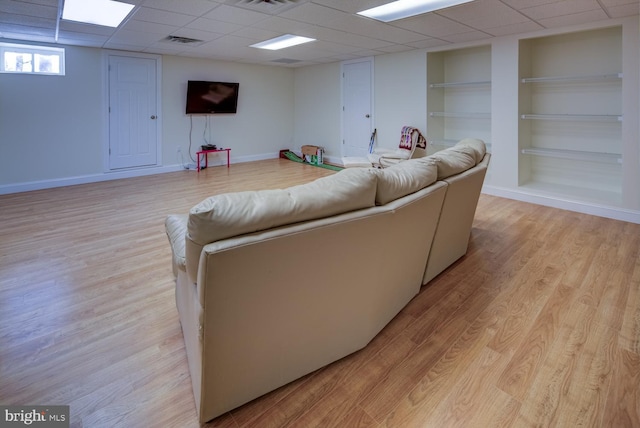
[427,138,486,180]
[188,168,378,245]
[373,158,438,205]
[456,138,486,164]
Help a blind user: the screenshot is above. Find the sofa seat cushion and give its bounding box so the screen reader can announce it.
[188,168,378,245]
[373,158,438,205]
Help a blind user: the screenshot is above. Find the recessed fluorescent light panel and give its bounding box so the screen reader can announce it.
[358,0,474,22]
[250,34,316,51]
[63,0,135,28]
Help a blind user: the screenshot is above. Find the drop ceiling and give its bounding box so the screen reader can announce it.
[1,0,638,67]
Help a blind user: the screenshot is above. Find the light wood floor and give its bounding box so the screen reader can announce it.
[1,159,638,427]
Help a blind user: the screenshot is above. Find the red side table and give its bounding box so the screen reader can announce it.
[196,148,231,171]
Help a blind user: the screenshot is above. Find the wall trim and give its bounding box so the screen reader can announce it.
[0,152,278,195]
[483,184,640,224]
[5,160,638,225]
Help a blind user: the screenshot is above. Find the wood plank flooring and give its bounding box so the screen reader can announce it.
[1,159,638,427]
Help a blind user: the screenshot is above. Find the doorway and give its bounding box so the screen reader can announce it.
[341,58,373,157]
[106,53,161,170]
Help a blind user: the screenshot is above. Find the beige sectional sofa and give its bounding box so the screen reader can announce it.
[165,138,489,424]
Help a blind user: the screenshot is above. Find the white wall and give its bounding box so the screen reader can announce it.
[0,44,295,191]
[1,15,637,208]
[0,45,104,185]
[291,50,427,160]
[373,50,427,149]
[162,55,295,164]
[292,62,341,157]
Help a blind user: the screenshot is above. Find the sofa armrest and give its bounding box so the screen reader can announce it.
[165,214,188,276]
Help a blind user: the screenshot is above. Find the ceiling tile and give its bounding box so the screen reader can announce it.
[108,28,165,46]
[483,20,544,36]
[519,0,603,21]
[186,17,244,34]
[58,20,115,36]
[500,0,561,9]
[606,3,640,17]
[391,13,479,38]
[441,30,493,44]
[279,2,347,25]
[203,4,270,25]
[308,0,389,14]
[537,8,610,27]
[124,20,179,35]
[231,26,280,42]
[0,0,56,19]
[0,0,637,67]
[406,38,452,49]
[0,11,54,30]
[251,16,319,35]
[437,0,532,30]
[325,14,429,44]
[0,23,54,38]
[132,7,196,26]
[142,0,219,16]
[600,0,639,6]
[56,30,110,44]
[223,0,308,15]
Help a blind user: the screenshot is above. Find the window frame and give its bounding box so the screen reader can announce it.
[0,42,66,76]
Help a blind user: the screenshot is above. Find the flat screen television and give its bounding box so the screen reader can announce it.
[185,80,239,114]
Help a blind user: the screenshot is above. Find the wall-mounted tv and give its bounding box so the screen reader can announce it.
[185,80,239,115]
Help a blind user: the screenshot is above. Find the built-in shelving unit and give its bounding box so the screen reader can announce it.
[427,45,492,158]
[424,17,639,222]
[518,27,624,206]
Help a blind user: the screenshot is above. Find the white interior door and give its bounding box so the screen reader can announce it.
[108,55,158,170]
[342,58,373,158]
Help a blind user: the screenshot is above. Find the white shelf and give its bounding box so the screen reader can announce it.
[430,112,491,119]
[430,80,491,88]
[521,147,621,164]
[521,73,622,84]
[520,114,622,122]
[516,26,627,211]
[518,181,622,207]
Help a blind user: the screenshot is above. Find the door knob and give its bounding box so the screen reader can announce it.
[365,114,370,118]
[150,115,157,119]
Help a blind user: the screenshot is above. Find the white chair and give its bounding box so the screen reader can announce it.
[368,126,427,168]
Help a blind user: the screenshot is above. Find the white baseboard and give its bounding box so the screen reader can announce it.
[0,152,280,195]
[5,158,637,225]
[482,184,640,224]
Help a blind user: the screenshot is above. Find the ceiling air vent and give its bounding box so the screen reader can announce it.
[238,0,296,4]
[226,0,303,13]
[271,58,302,64]
[166,35,203,44]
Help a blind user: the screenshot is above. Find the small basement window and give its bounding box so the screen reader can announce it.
[0,42,65,75]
